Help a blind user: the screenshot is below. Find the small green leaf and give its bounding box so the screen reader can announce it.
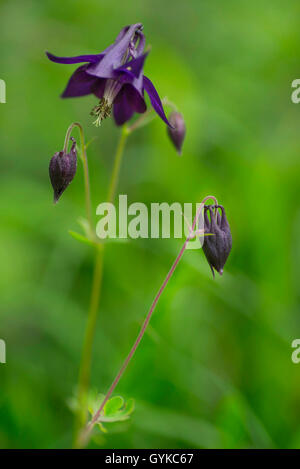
[70,389,135,434]
[96,422,107,433]
[101,237,129,244]
[104,396,124,416]
[111,398,135,421]
[85,136,98,150]
[123,398,135,416]
[68,230,97,247]
[97,397,135,423]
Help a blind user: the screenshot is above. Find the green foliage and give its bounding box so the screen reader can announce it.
[88,394,135,433]
[69,230,97,247]
[69,390,135,435]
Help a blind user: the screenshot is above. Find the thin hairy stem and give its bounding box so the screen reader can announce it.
[127,109,155,134]
[80,195,218,446]
[162,97,178,112]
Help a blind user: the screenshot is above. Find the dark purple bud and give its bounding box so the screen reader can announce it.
[167,111,186,155]
[201,205,232,277]
[49,137,77,203]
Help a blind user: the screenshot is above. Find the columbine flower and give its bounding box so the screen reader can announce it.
[49,137,77,203]
[46,23,170,127]
[201,205,232,277]
[167,111,186,155]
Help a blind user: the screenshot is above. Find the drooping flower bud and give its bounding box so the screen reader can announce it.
[201,205,232,277]
[49,137,77,203]
[167,111,186,155]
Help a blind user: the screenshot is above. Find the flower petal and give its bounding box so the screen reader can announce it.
[61,65,100,98]
[115,53,148,80]
[135,32,146,57]
[113,88,135,126]
[113,25,131,44]
[87,23,144,79]
[143,76,171,127]
[124,83,146,113]
[129,31,146,58]
[113,82,146,126]
[46,51,104,64]
[91,79,107,100]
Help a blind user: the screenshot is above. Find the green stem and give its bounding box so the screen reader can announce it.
[127,109,155,134]
[73,244,104,447]
[73,125,129,448]
[106,125,129,204]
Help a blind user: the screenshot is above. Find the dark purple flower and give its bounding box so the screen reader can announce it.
[167,111,186,155]
[201,205,232,277]
[49,137,77,203]
[46,23,170,127]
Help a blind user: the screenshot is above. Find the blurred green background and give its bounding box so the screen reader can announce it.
[1,0,300,449]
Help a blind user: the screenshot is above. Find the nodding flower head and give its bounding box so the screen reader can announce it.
[49,137,77,204]
[201,204,232,277]
[46,24,171,127]
[167,111,186,155]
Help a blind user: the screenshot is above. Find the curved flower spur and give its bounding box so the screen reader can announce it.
[201,204,232,277]
[46,23,171,127]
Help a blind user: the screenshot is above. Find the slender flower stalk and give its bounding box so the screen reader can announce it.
[79,195,218,447]
[107,111,156,187]
[106,125,130,204]
[74,244,104,444]
[126,108,155,133]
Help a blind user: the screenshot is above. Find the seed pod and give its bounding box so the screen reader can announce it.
[201,205,232,277]
[167,111,186,155]
[49,137,77,203]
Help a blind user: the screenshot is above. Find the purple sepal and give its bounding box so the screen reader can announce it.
[46,51,104,64]
[61,65,99,98]
[115,53,148,80]
[143,76,172,127]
